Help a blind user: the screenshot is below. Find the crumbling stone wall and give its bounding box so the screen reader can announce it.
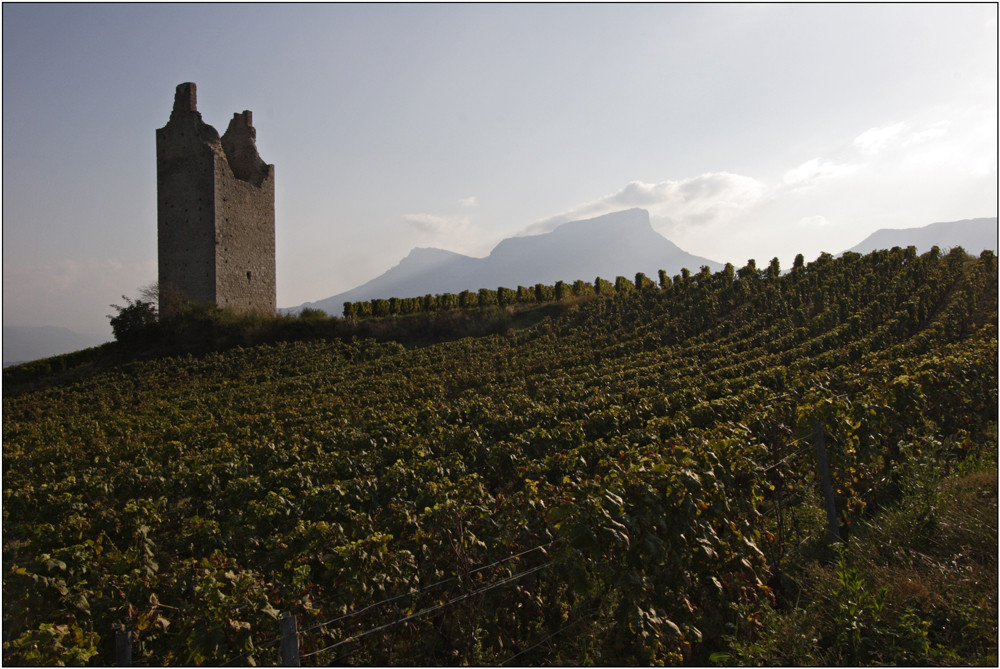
[156,82,276,317]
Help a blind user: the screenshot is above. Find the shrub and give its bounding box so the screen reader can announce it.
[299,307,327,320]
[614,276,635,293]
[108,295,158,342]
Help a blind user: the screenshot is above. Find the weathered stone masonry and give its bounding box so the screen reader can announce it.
[156,82,275,317]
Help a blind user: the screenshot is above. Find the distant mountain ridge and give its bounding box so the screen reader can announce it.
[293,212,998,316]
[3,326,107,367]
[294,208,722,315]
[844,217,997,256]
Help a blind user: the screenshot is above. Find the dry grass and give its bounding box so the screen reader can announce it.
[732,461,998,666]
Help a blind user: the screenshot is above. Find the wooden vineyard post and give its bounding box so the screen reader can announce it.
[115,629,131,667]
[812,423,842,543]
[279,612,300,666]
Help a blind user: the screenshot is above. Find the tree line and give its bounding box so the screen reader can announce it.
[341,259,791,320]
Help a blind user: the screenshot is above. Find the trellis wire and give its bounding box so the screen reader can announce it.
[217,633,283,667]
[298,539,559,636]
[300,557,565,660]
[499,607,599,666]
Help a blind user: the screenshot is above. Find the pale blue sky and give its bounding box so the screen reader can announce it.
[3,2,996,338]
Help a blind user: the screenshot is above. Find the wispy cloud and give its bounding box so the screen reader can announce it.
[782,158,859,190]
[902,120,951,147]
[849,111,994,177]
[506,105,993,272]
[798,215,831,227]
[855,119,961,158]
[854,122,910,155]
[400,198,479,249]
[524,172,765,235]
[401,213,471,237]
[399,212,494,256]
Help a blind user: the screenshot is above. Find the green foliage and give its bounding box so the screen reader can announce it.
[766,257,781,280]
[4,621,100,666]
[827,546,927,664]
[108,295,157,342]
[614,275,635,293]
[594,276,614,294]
[2,344,110,388]
[534,282,553,302]
[478,288,498,307]
[737,258,758,280]
[496,287,516,307]
[3,247,996,665]
[729,459,996,666]
[634,272,656,291]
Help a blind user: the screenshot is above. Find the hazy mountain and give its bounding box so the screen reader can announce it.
[843,217,997,256]
[292,209,723,315]
[3,326,108,367]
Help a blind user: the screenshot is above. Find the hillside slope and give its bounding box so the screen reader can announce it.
[3,247,996,666]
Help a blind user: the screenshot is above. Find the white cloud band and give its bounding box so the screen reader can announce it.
[401,213,471,236]
[783,158,859,189]
[526,172,765,234]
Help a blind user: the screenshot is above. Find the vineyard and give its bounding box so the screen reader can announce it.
[3,246,997,665]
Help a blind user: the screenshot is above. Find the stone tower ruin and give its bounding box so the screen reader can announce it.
[156,82,275,317]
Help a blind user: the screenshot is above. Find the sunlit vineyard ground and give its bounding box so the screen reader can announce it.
[3,246,996,665]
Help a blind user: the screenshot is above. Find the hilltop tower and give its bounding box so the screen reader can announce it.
[156,82,275,317]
